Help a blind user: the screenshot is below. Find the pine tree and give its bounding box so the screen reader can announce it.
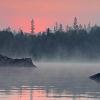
[31,19,35,34]
[73,17,78,30]
[59,24,63,32]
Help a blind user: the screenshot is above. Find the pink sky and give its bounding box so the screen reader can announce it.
[0,0,100,32]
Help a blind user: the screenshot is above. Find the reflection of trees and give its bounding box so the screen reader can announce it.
[0,84,100,99]
[30,89,33,100]
[0,66,99,98]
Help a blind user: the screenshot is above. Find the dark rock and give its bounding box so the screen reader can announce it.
[90,73,100,82]
[0,54,36,67]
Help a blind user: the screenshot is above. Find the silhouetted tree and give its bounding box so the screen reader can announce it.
[31,19,35,34]
[59,24,63,32]
[0,17,100,60]
[73,17,79,30]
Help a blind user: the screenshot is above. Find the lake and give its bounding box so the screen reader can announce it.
[0,62,100,100]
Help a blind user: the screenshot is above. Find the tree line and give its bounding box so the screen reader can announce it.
[0,18,100,61]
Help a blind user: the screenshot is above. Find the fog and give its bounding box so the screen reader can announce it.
[0,62,99,99]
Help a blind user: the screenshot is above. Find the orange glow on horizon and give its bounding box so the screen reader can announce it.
[4,89,72,100]
[0,0,100,33]
[10,17,54,33]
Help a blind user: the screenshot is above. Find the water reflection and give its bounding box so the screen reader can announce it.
[0,62,100,100]
[0,86,100,100]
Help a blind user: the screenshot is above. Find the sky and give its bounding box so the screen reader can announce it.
[0,0,100,33]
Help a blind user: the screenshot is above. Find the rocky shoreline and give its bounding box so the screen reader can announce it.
[0,54,36,67]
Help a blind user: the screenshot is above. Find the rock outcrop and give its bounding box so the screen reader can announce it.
[90,73,100,82]
[0,54,36,67]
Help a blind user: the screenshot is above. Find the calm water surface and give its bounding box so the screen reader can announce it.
[0,62,100,100]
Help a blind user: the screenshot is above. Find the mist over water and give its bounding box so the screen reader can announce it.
[0,62,100,100]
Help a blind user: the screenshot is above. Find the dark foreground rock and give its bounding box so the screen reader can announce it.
[0,54,36,67]
[90,73,100,82]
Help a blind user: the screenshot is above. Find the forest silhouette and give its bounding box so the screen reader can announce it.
[0,17,100,61]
